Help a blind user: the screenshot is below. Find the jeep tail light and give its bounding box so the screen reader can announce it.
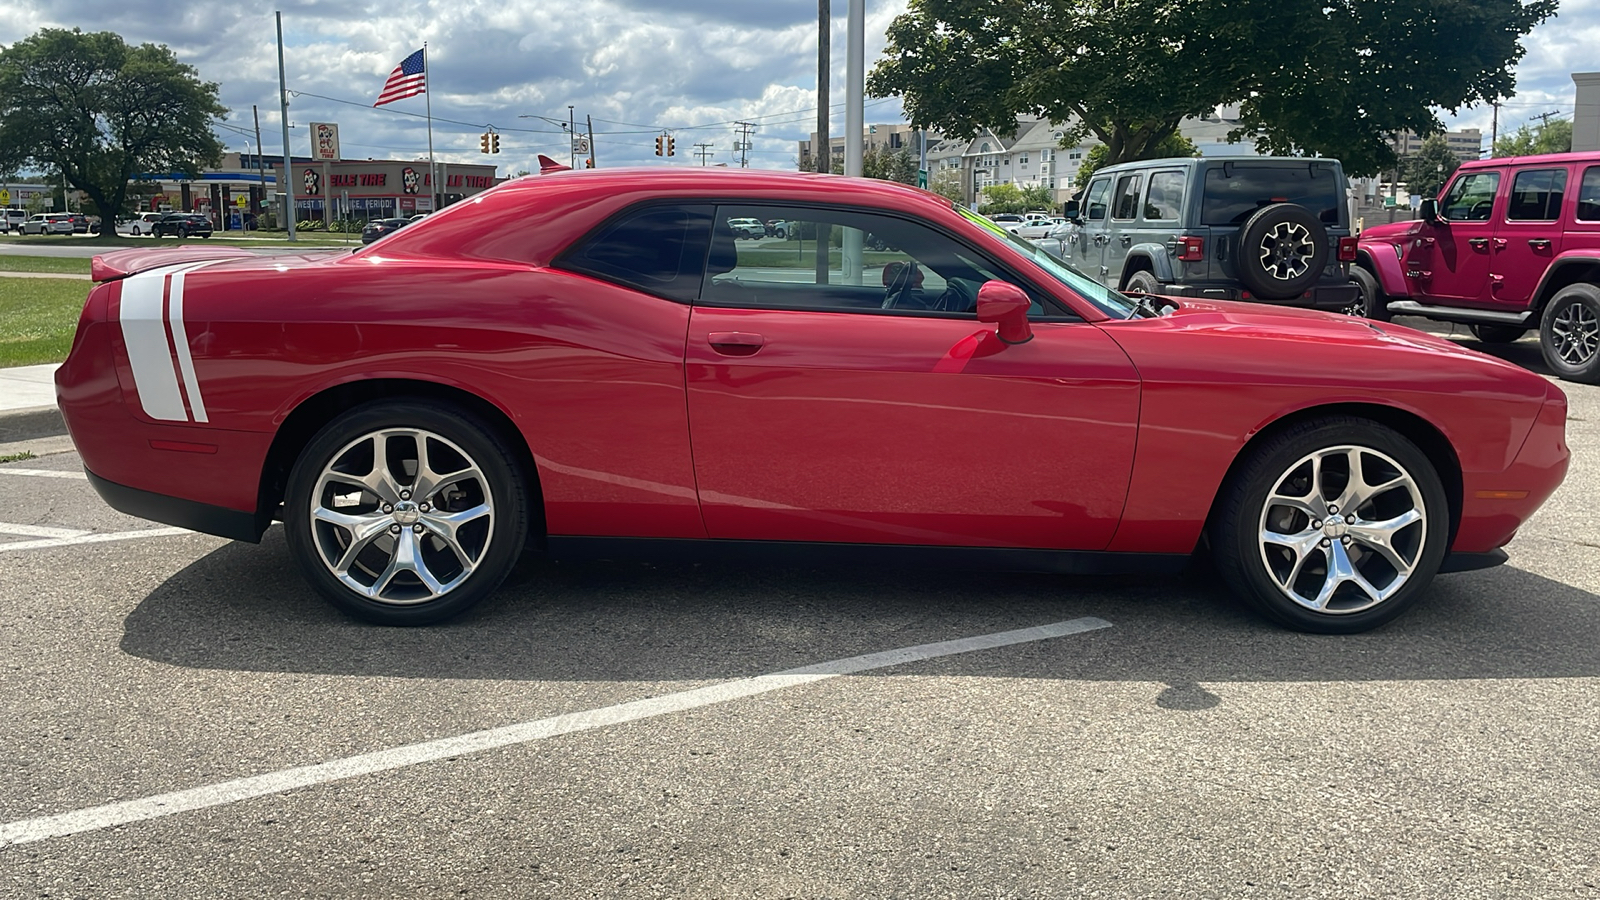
[1338,236,1358,262]
[1177,236,1205,261]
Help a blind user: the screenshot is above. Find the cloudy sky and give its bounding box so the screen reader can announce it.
[1,0,1596,177]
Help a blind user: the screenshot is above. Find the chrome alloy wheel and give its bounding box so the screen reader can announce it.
[1258,221,1317,281]
[1257,445,1426,615]
[1550,300,1600,366]
[309,427,495,605]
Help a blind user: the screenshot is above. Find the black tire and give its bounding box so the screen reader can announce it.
[1469,324,1526,344]
[284,400,531,625]
[177,226,188,239]
[1347,267,1392,321]
[1210,416,1449,634]
[1125,269,1161,294]
[1538,283,1600,384]
[1236,203,1330,300]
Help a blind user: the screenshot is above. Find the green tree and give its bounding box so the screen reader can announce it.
[830,146,920,184]
[0,28,226,232]
[979,182,1026,213]
[1400,134,1462,198]
[929,169,965,204]
[1493,119,1573,157]
[868,0,1553,177]
[1073,133,1198,188]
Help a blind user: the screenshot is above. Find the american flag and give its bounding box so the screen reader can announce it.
[374,48,426,106]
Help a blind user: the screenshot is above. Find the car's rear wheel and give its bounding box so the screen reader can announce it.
[1539,283,1600,384]
[1469,324,1526,344]
[177,225,188,239]
[1125,270,1161,295]
[284,401,530,625]
[1211,417,1448,634]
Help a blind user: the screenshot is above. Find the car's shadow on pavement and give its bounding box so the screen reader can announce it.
[118,527,1600,692]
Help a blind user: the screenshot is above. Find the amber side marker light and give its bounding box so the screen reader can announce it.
[1475,490,1529,500]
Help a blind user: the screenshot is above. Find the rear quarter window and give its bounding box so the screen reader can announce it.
[557,203,714,303]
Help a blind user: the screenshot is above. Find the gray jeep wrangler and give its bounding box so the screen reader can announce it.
[1053,156,1362,312]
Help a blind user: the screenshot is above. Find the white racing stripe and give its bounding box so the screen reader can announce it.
[0,527,191,553]
[0,616,1112,847]
[116,261,215,423]
[0,468,87,480]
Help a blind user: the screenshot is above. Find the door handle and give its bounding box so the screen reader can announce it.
[1468,237,1489,250]
[707,331,764,356]
[1529,238,1552,250]
[1119,235,1132,246]
[1493,238,1508,250]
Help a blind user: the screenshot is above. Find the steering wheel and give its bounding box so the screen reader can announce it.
[1469,200,1493,220]
[934,277,980,313]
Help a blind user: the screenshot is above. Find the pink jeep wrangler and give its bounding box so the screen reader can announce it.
[1355,151,1600,383]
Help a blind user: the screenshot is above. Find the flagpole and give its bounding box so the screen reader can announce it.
[423,41,438,212]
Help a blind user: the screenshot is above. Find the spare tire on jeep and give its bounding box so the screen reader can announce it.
[1237,203,1329,300]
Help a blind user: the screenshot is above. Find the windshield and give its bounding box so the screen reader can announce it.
[957,207,1142,318]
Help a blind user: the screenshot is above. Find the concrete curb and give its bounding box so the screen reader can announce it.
[0,406,67,443]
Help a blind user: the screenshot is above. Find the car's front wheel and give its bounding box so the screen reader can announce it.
[1347,267,1391,320]
[284,401,530,625]
[1211,417,1448,634]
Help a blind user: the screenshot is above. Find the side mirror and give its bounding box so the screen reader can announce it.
[1062,199,1080,219]
[976,281,1033,345]
[1418,197,1440,223]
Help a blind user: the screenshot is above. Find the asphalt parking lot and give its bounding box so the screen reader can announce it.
[1,323,1596,898]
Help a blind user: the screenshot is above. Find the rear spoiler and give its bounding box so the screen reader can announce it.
[91,246,261,283]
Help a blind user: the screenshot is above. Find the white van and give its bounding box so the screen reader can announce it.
[1,209,27,233]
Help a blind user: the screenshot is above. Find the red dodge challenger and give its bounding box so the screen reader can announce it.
[55,168,1569,633]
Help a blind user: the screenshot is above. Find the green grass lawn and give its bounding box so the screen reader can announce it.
[0,255,91,275]
[0,231,356,249]
[0,276,91,367]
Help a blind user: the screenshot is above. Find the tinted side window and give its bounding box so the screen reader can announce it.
[1506,168,1568,221]
[1144,170,1186,221]
[1084,178,1112,220]
[558,204,713,303]
[1579,167,1600,222]
[1112,174,1144,220]
[1440,171,1501,221]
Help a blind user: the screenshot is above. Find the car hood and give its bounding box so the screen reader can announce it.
[1357,220,1423,242]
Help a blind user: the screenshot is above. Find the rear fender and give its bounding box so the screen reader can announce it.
[1122,245,1176,286]
[1530,255,1600,313]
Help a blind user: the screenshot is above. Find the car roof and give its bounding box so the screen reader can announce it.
[1456,150,1600,169]
[492,167,953,215]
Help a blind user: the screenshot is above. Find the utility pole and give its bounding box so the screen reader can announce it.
[695,143,714,166]
[586,115,596,168]
[568,105,576,169]
[816,0,830,173]
[252,104,265,224]
[734,121,757,168]
[1490,101,1499,157]
[1534,109,1563,128]
[275,10,296,241]
[842,0,864,284]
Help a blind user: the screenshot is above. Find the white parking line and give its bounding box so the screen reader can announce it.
[0,616,1112,848]
[0,468,87,480]
[0,521,90,539]
[0,527,190,553]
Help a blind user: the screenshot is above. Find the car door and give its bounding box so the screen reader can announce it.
[1414,169,1503,304]
[684,202,1141,551]
[1491,164,1570,308]
[1104,171,1145,288]
[1074,176,1113,279]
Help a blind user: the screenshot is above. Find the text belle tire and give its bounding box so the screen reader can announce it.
[1348,266,1391,321]
[1125,270,1161,295]
[1539,283,1600,384]
[1236,203,1329,300]
[283,401,529,625]
[1211,417,1449,633]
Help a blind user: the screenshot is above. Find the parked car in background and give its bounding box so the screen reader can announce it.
[2,208,27,233]
[151,212,213,239]
[58,168,1568,635]
[360,217,411,244]
[1011,216,1067,239]
[21,213,74,235]
[116,213,165,236]
[1059,156,1362,314]
[727,217,766,239]
[68,214,90,234]
[407,213,430,224]
[1355,151,1600,384]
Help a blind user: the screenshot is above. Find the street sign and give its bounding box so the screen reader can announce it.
[573,138,590,154]
[0,189,9,205]
[236,195,248,208]
[310,122,341,161]
[917,169,928,189]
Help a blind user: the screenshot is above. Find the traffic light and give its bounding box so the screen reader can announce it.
[491,133,500,154]
[479,132,490,154]
[667,136,676,157]
[585,158,594,168]
[654,135,664,157]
